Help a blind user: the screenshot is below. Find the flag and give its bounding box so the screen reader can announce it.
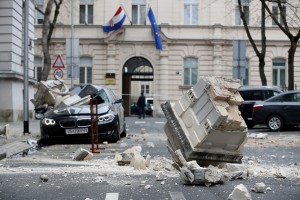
[148,7,163,50]
[103,6,126,32]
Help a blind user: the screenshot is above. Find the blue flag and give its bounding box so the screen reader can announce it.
[148,7,162,50]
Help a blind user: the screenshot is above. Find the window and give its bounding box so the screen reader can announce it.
[34,56,43,81]
[242,58,249,85]
[184,0,198,25]
[132,0,146,25]
[272,58,286,87]
[35,0,44,24]
[272,2,286,26]
[141,82,150,95]
[79,0,94,24]
[184,57,198,85]
[235,0,249,25]
[79,57,92,84]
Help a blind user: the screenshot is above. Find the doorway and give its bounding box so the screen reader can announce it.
[122,57,153,116]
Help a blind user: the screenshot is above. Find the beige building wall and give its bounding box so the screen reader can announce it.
[33,0,300,117]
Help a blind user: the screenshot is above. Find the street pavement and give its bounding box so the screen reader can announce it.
[0,117,300,200]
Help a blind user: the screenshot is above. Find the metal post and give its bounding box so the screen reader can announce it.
[70,0,74,87]
[23,0,30,135]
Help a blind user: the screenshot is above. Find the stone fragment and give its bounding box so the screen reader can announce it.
[205,166,225,184]
[251,182,267,193]
[72,148,93,161]
[145,155,151,167]
[40,174,49,182]
[274,168,287,178]
[180,167,194,183]
[144,184,151,189]
[228,184,252,200]
[130,154,146,170]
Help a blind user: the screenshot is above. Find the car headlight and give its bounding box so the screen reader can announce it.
[42,118,56,126]
[98,114,115,122]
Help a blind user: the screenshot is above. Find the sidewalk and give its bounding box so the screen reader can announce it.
[0,120,40,144]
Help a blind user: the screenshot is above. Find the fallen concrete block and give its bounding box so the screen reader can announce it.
[228,184,252,200]
[72,148,93,161]
[0,141,31,159]
[161,76,248,164]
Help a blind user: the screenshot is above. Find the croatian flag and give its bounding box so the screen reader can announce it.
[148,7,162,50]
[103,6,126,32]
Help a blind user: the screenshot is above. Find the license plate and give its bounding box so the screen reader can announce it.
[65,128,88,135]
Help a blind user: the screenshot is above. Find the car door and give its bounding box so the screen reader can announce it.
[108,89,125,131]
[281,92,300,124]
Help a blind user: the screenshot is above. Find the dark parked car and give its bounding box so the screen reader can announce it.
[239,86,282,128]
[130,102,153,116]
[252,90,300,131]
[39,84,126,145]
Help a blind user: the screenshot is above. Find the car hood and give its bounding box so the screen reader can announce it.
[45,104,111,117]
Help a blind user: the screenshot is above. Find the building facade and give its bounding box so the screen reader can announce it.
[32,0,300,117]
[0,0,35,122]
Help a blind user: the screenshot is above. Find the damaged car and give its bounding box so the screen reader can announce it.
[39,84,126,145]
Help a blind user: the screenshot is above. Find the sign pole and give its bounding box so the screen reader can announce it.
[23,0,30,135]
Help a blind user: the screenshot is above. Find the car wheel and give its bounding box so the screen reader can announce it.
[267,115,284,131]
[120,123,127,137]
[111,120,120,142]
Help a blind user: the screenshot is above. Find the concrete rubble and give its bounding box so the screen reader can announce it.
[251,182,267,193]
[115,146,151,170]
[228,184,252,200]
[72,148,93,161]
[161,76,250,185]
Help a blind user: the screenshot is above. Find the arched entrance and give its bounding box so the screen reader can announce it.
[122,57,154,116]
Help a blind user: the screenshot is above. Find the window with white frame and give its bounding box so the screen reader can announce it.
[272,2,286,26]
[272,58,286,87]
[141,82,150,95]
[34,56,43,81]
[235,0,249,25]
[79,0,94,24]
[132,0,146,25]
[79,57,92,84]
[35,0,44,24]
[184,57,198,85]
[184,0,198,25]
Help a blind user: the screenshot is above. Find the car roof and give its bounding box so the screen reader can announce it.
[278,90,300,95]
[239,85,282,92]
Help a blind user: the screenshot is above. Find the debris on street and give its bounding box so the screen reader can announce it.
[0,124,9,144]
[248,133,268,139]
[115,146,151,170]
[40,174,49,182]
[251,182,267,193]
[72,148,93,161]
[0,141,32,160]
[228,184,252,200]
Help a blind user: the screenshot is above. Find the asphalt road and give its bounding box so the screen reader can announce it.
[0,117,300,200]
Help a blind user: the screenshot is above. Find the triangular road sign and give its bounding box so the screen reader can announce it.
[53,55,65,68]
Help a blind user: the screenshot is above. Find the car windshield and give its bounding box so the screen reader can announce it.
[94,89,110,104]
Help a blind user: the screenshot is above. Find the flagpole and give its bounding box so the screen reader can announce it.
[145,4,150,25]
[120,4,132,25]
